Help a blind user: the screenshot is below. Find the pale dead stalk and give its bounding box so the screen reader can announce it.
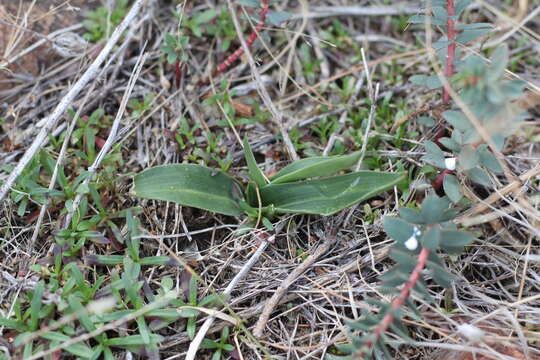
[63,51,148,227]
[253,231,337,337]
[0,0,149,203]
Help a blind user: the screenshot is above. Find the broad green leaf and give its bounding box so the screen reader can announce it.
[420,227,441,250]
[384,217,415,244]
[439,137,461,152]
[409,74,428,86]
[408,15,446,26]
[443,174,462,203]
[456,28,490,43]
[270,151,360,184]
[420,195,450,224]
[416,116,436,127]
[425,74,443,89]
[477,145,502,173]
[466,167,492,187]
[243,137,267,188]
[455,23,492,30]
[440,230,475,247]
[259,171,406,216]
[443,110,470,131]
[424,141,444,158]
[488,45,508,82]
[133,164,244,216]
[432,6,447,23]
[267,10,292,25]
[193,9,217,24]
[455,0,473,16]
[458,145,479,170]
[398,207,424,224]
[238,0,259,7]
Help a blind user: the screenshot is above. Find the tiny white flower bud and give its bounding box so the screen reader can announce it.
[457,323,484,342]
[445,157,457,171]
[414,227,422,237]
[404,235,419,251]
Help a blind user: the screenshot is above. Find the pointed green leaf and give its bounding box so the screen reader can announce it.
[270,152,360,184]
[243,137,267,188]
[133,164,244,216]
[259,171,406,215]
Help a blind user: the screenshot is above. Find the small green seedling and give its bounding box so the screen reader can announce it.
[200,327,235,360]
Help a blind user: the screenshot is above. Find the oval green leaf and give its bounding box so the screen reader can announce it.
[133,164,244,216]
[270,151,361,184]
[260,171,406,216]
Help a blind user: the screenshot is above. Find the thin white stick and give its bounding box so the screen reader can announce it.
[0,0,148,203]
[63,51,147,227]
[185,233,275,360]
[355,48,379,171]
[227,0,298,160]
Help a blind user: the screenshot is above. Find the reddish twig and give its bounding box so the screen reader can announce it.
[175,60,183,87]
[443,0,456,104]
[432,169,453,192]
[211,0,269,78]
[356,248,430,358]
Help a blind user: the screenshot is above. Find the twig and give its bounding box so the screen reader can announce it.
[27,81,98,254]
[289,4,420,20]
[355,48,379,171]
[253,232,337,337]
[0,0,149,203]
[185,230,280,360]
[63,51,148,227]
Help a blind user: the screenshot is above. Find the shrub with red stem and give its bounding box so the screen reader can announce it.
[211,0,269,78]
[356,248,430,358]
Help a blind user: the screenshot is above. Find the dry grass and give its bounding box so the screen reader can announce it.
[1,0,539,359]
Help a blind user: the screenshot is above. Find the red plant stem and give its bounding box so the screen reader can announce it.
[212,0,269,76]
[443,0,456,104]
[175,60,182,87]
[433,169,453,191]
[357,248,430,358]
